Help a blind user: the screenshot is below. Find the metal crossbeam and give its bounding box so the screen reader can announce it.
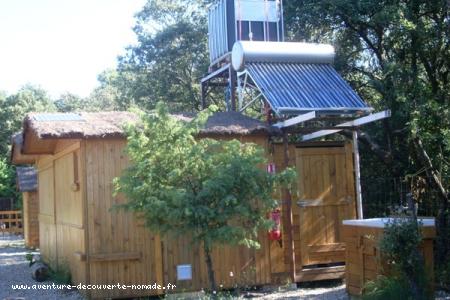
[201,63,230,84]
[301,110,391,141]
[273,111,317,128]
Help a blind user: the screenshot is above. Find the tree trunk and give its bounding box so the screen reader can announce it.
[412,137,450,264]
[203,241,217,294]
[412,137,448,202]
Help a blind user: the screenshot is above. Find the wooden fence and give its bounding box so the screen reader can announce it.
[0,210,23,235]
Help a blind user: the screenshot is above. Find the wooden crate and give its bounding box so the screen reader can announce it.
[342,218,435,296]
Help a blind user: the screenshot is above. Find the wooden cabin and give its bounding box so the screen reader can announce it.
[16,166,39,248]
[12,111,357,299]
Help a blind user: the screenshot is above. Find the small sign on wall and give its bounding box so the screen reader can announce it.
[177,264,192,281]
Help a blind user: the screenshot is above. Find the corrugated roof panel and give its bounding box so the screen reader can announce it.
[33,113,85,122]
[246,62,372,115]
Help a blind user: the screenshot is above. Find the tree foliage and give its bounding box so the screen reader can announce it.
[114,0,212,112]
[0,157,16,199]
[283,0,449,177]
[55,91,118,112]
[114,102,295,290]
[0,85,56,157]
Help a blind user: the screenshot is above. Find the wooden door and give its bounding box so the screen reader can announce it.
[294,144,356,268]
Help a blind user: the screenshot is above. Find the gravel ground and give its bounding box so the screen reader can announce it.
[1,234,448,300]
[0,234,84,300]
[244,281,348,300]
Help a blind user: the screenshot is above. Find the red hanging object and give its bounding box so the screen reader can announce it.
[268,208,282,241]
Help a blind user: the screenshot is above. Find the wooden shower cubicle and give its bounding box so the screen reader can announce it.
[11,110,368,299]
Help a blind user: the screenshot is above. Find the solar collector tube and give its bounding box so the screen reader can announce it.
[231,41,335,71]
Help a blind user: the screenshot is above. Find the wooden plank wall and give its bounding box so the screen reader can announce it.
[36,141,87,286]
[85,139,161,299]
[23,191,39,248]
[160,235,270,291]
[82,136,274,297]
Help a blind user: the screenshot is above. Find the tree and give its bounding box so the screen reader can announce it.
[0,84,56,157]
[115,0,212,112]
[55,92,89,112]
[87,70,124,111]
[56,91,118,112]
[0,157,16,199]
[114,102,295,291]
[283,0,449,261]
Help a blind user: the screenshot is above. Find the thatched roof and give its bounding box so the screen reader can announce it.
[22,111,273,140]
[16,166,37,192]
[24,112,139,139]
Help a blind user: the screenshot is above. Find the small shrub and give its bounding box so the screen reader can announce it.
[436,259,450,290]
[25,252,35,266]
[49,265,72,285]
[363,275,412,300]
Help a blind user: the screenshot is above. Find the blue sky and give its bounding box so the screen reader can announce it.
[0,0,146,98]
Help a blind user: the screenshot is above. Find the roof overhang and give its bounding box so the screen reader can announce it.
[10,133,38,165]
[22,122,58,155]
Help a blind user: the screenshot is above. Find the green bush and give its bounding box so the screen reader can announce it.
[48,265,72,285]
[436,259,450,290]
[363,275,412,300]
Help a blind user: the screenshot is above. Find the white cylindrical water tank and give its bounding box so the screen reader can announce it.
[231,41,335,71]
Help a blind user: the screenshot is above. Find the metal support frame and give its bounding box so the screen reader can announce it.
[273,111,316,128]
[200,63,231,110]
[229,64,237,111]
[201,64,230,84]
[236,70,269,114]
[353,131,363,219]
[282,130,296,283]
[301,110,391,141]
[239,92,263,112]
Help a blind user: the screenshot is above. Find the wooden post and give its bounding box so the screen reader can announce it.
[352,131,363,219]
[282,130,296,282]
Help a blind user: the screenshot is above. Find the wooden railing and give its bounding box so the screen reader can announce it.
[0,210,23,235]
